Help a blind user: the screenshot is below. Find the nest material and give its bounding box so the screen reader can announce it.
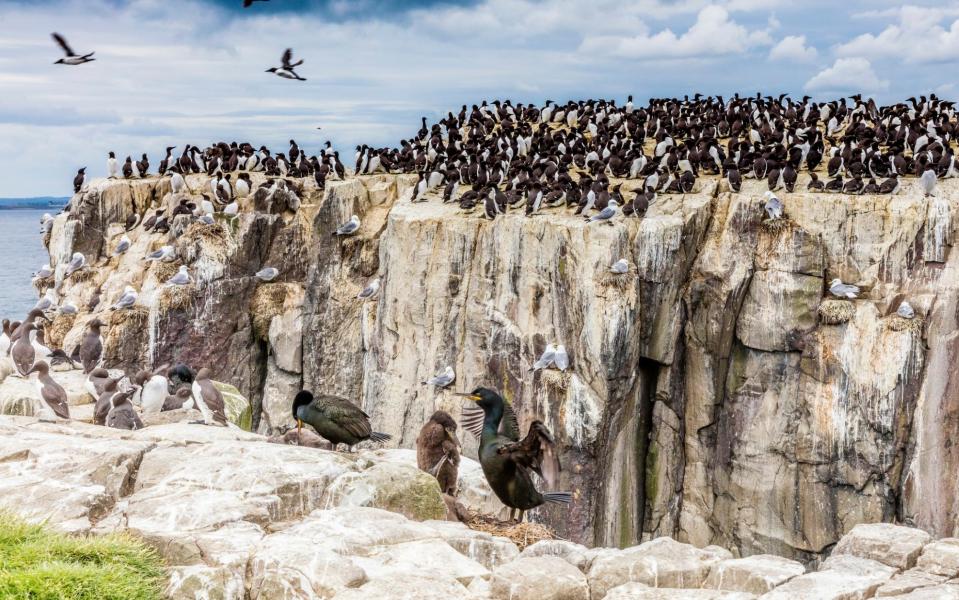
[250,284,289,340]
[32,276,53,295]
[465,512,557,551]
[109,305,149,329]
[69,268,96,284]
[819,299,855,325]
[151,260,181,283]
[761,217,793,234]
[186,221,227,244]
[599,271,636,289]
[160,284,196,312]
[887,315,924,333]
[46,314,77,349]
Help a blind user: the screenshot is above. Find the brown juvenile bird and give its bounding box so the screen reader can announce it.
[416,411,460,495]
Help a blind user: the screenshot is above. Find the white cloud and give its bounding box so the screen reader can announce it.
[804,58,890,93]
[768,35,817,62]
[579,5,772,59]
[837,6,959,63]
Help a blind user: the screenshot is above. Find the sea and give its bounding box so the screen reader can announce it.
[0,208,61,319]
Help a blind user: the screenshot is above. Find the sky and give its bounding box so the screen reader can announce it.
[1,0,958,196]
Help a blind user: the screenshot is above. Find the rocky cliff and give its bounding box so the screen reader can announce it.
[27,170,959,559]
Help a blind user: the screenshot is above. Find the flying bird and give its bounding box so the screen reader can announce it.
[267,48,306,81]
[51,33,94,65]
[243,0,269,6]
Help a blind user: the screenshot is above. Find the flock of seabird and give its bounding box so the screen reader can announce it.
[39,13,951,519]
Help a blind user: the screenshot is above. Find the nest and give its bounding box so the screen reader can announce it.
[761,217,793,234]
[599,271,636,289]
[887,315,924,333]
[160,284,196,312]
[151,260,181,283]
[465,512,557,551]
[32,276,53,295]
[819,299,855,325]
[250,284,289,339]
[186,221,227,244]
[109,305,149,329]
[69,268,96,284]
[46,314,77,349]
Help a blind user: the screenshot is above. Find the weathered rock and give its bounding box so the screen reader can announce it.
[875,568,948,597]
[423,519,521,570]
[520,539,592,571]
[888,584,959,599]
[704,554,805,594]
[760,554,897,599]
[323,458,448,521]
[490,556,589,600]
[832,523,931,570]
[601,582,755,599]
[587,537,731,599]
[331,573,472,600]
[0,369,93,417]
[213,381,252,431]
[916,539,959,577]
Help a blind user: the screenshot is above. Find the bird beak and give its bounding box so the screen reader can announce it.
[454,392,481,402]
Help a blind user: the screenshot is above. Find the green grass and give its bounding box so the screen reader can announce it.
[0,513,165,600]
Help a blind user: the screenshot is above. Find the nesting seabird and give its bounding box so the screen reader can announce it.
[34,290,57,312]
[113,235,131,256]
[64,252,86,277]
[897,301,916,319]
[829,278,860,299]
[84,368,114,400]
[110,286,138,310]
[554,345,569,372]
[587,200,618,223]
[106,389,143,430]
[27,361,69,419]
[423,365,455,388]
[59,302,78,315]
[145,245,176,262]
[191,368,227,425]
[255,267,279,282]
[531,343,557,371]
[133,365,170,414]
[335,215,360,236]
[357,277,380,299]
[763,191,783,220]
[93,377,122,425]
[266,48,306,81]
[34,264,53,280]
[610,259,628,274]
[416,410,460,495]
[79,318,104,374]
[920,167,937,197]
[167,265,191,286]
[51,32,94,65]
[11,323,37,376]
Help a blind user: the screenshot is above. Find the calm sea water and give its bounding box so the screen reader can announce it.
[0,210,50,319]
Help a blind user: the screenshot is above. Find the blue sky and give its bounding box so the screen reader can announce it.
[0,0,957,196]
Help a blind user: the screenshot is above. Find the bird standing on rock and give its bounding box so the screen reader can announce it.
[456,388,571,521]
[416,410,460,495]
[291,390,391,450]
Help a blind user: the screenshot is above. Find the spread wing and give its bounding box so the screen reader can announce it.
[51,33,75,56]
[314,395,372,439]
[281,48,294,69]
[460,401,520,441]
[496,420,561,490]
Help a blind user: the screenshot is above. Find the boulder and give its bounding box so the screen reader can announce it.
[423,519,520,570]
[323,458,448,521]
[888,585,959,599]
[832,523,931,569]
[916,539,959,577]
[331,573,472,600]
[490,556,589,600]
[875,568,948,597]
[521,539,593,571]
[587,537,731,599]
[213,381,252,431]
[601,582,755,599]
[760,554,897,600]
[704,554,805,594]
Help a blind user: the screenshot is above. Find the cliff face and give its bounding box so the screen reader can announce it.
[41,172,959,557]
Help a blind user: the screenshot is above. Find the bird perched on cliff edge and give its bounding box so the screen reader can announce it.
[291,390,391,450]
[829,278,860,299]
[456,388,570,521]
[416,410,460,495]
[335,215,360,236]
[423,365,455,388]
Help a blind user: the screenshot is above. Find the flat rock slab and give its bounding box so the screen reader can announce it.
[705,554,805,594]
[876,568,948,597]
[917,539,959,577]
[760,555,897,600]
[490,555,590,600]
[833,523,932,569]
[602,582,755,599]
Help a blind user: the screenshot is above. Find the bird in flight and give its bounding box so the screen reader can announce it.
[51,33,95,65]
[266,48,306,81]
[243,0,269,6]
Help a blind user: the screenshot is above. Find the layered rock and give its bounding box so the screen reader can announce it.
[18,168,959,557]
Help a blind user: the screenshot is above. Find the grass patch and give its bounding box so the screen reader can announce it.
[0,512,165,600]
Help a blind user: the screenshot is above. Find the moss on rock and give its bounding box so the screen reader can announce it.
[212,381,252,431]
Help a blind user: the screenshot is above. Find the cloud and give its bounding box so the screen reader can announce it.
[768,35,817,62]
[804,58,890,93]
[837,6,959,63]
[579,5,772,59]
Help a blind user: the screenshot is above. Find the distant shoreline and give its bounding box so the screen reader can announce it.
[0,197,69,211]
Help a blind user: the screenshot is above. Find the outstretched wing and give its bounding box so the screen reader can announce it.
[314,395,373,439]
[51,33,75,56]
[496,420,561,490]
[460,400,520,441]
[281,48,293,69]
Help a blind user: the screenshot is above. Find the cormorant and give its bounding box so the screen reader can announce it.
[292,390,391,450]
[416,410,460,495]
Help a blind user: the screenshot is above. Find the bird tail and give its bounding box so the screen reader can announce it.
[369,431,392,443]
[543,491,572,505]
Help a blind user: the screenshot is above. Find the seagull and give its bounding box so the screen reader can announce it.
[357,277,380,299]
[335,215,360,236]
[200,213,215,225]
[553,345,570,372]
[51,33,94,65]
[763,191,783,220]
[255,267,279,282]
[531,344,557,371]
[145,245,175,262]
[64,252,86,277]
[113,235,131,256]
[920,167,937,197]
[423,366,455,388]
[897,301,915,319]
[34,290,57,312]
[34,264,53,279]
[59,302,78,315]
[829,278,860,299]
[111,286,138,310]
[610,259,628,274]
[167,266,191,286]
[587,199,618,223]
[266,48,306,81]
